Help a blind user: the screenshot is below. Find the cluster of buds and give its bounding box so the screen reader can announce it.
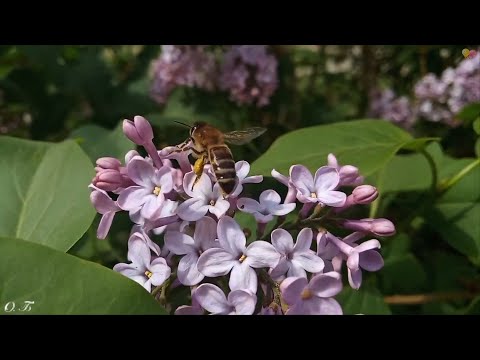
[89,115,395,315]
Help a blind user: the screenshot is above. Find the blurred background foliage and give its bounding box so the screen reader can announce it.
[1,45,479,315]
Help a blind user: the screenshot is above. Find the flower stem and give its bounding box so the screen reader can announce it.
[420,149,438,193]
[258,269,288,314]
[384,291,477,305]
[438,158,480,193]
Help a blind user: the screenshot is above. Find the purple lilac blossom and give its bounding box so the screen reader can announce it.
[219,45,278,107]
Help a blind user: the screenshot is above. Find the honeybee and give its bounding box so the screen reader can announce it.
[172,121,266,197]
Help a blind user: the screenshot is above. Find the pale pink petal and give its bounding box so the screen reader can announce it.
[271,168,289,186]
[245,241,280,268]
[154,167,174,194]
[269,202,296,216]
[237,198,261,213]
[317,190,346,207]
[164,231,196,255]
[209,198,230,219]
[269,258,290,280]
[287,261,307,278]
[271,229,294,255]
[197,248,237,277]
[359,250,384,271]
[97,212,115,239]
[242,175,263,184]
[117,186,151,210]
[195,283,231,314]
[347,252,360,270]
[128,238,151,269]
[290,165,315,194]
[280,277,308,305]
[149,257,171,286]
[259,189,281,206]
[174,305,204,315]
[194,216,218,250]
[90,190,120,214]
[177,198,209,221]
[184,172,212,199]
[309,271,343,297]
[293,228,313,252]
[217,216,246,257]
[140,194,163,219]
[348,267,362,289]
[314,166,340,192]
[177,253,204,286]
[253,213,274,224]
[292,252,324,273]
[229,262,258,293]
[127,157,155,187]
[355,239,381,253]
[235,161,250,180]
[303,297,343,315]
[228,290,257,315]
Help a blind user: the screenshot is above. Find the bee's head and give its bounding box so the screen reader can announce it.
[190,121,207,136]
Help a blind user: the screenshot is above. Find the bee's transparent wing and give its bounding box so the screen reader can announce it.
[223,127,267,145]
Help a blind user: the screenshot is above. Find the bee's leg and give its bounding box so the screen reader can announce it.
[192,154,207,190]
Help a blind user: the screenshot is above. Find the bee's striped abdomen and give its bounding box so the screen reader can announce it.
[209,145,236,196]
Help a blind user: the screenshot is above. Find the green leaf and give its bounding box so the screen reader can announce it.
[473,117,480,135]
[381,254,427,293]
[400,137,440,151]
[373,152,431,193]
[337,286,391,315]
[0,136,95,252]
[475,138,480,158]
[456,102,480,122]
[426,158,480,259]
[0,237,167,315]
[70,123,134,162]
[251,119,413,177]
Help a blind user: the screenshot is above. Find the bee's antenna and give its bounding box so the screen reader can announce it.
[173,121,192,129]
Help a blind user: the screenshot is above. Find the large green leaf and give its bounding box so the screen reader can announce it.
[337,286,391,315]
[251,120,413,177]
[0,136,95,252]
[70,123,134,162]
[381,254,427,293]
[427,159,480,260]
[0,237,167,315]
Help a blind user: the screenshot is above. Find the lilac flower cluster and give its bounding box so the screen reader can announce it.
[414,53,480,126]
[150,45,217,104]
[150,45,278,107]
[89,115,395,315]
[367,88,416,129]
[368,51,480,128]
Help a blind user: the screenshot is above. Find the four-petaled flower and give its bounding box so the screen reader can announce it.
[280,272,343,315]
[237,189,296,223]
[117,156,173,219]
[270,228,324,280]
[197,216,280,293]
[165,216,219,285]
[177,172,230,221]
[290,165,346,207]
[113,236,171,292]
[194,283,257,315]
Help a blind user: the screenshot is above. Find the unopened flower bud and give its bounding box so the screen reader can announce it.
[352,185,378,204]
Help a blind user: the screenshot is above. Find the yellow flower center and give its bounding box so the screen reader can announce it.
[153,186,161,196]
[209,199,216,206]
[144,270,153,278]
[239,254,247,263]
[301,288,313,300]
[310,192,317,198]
